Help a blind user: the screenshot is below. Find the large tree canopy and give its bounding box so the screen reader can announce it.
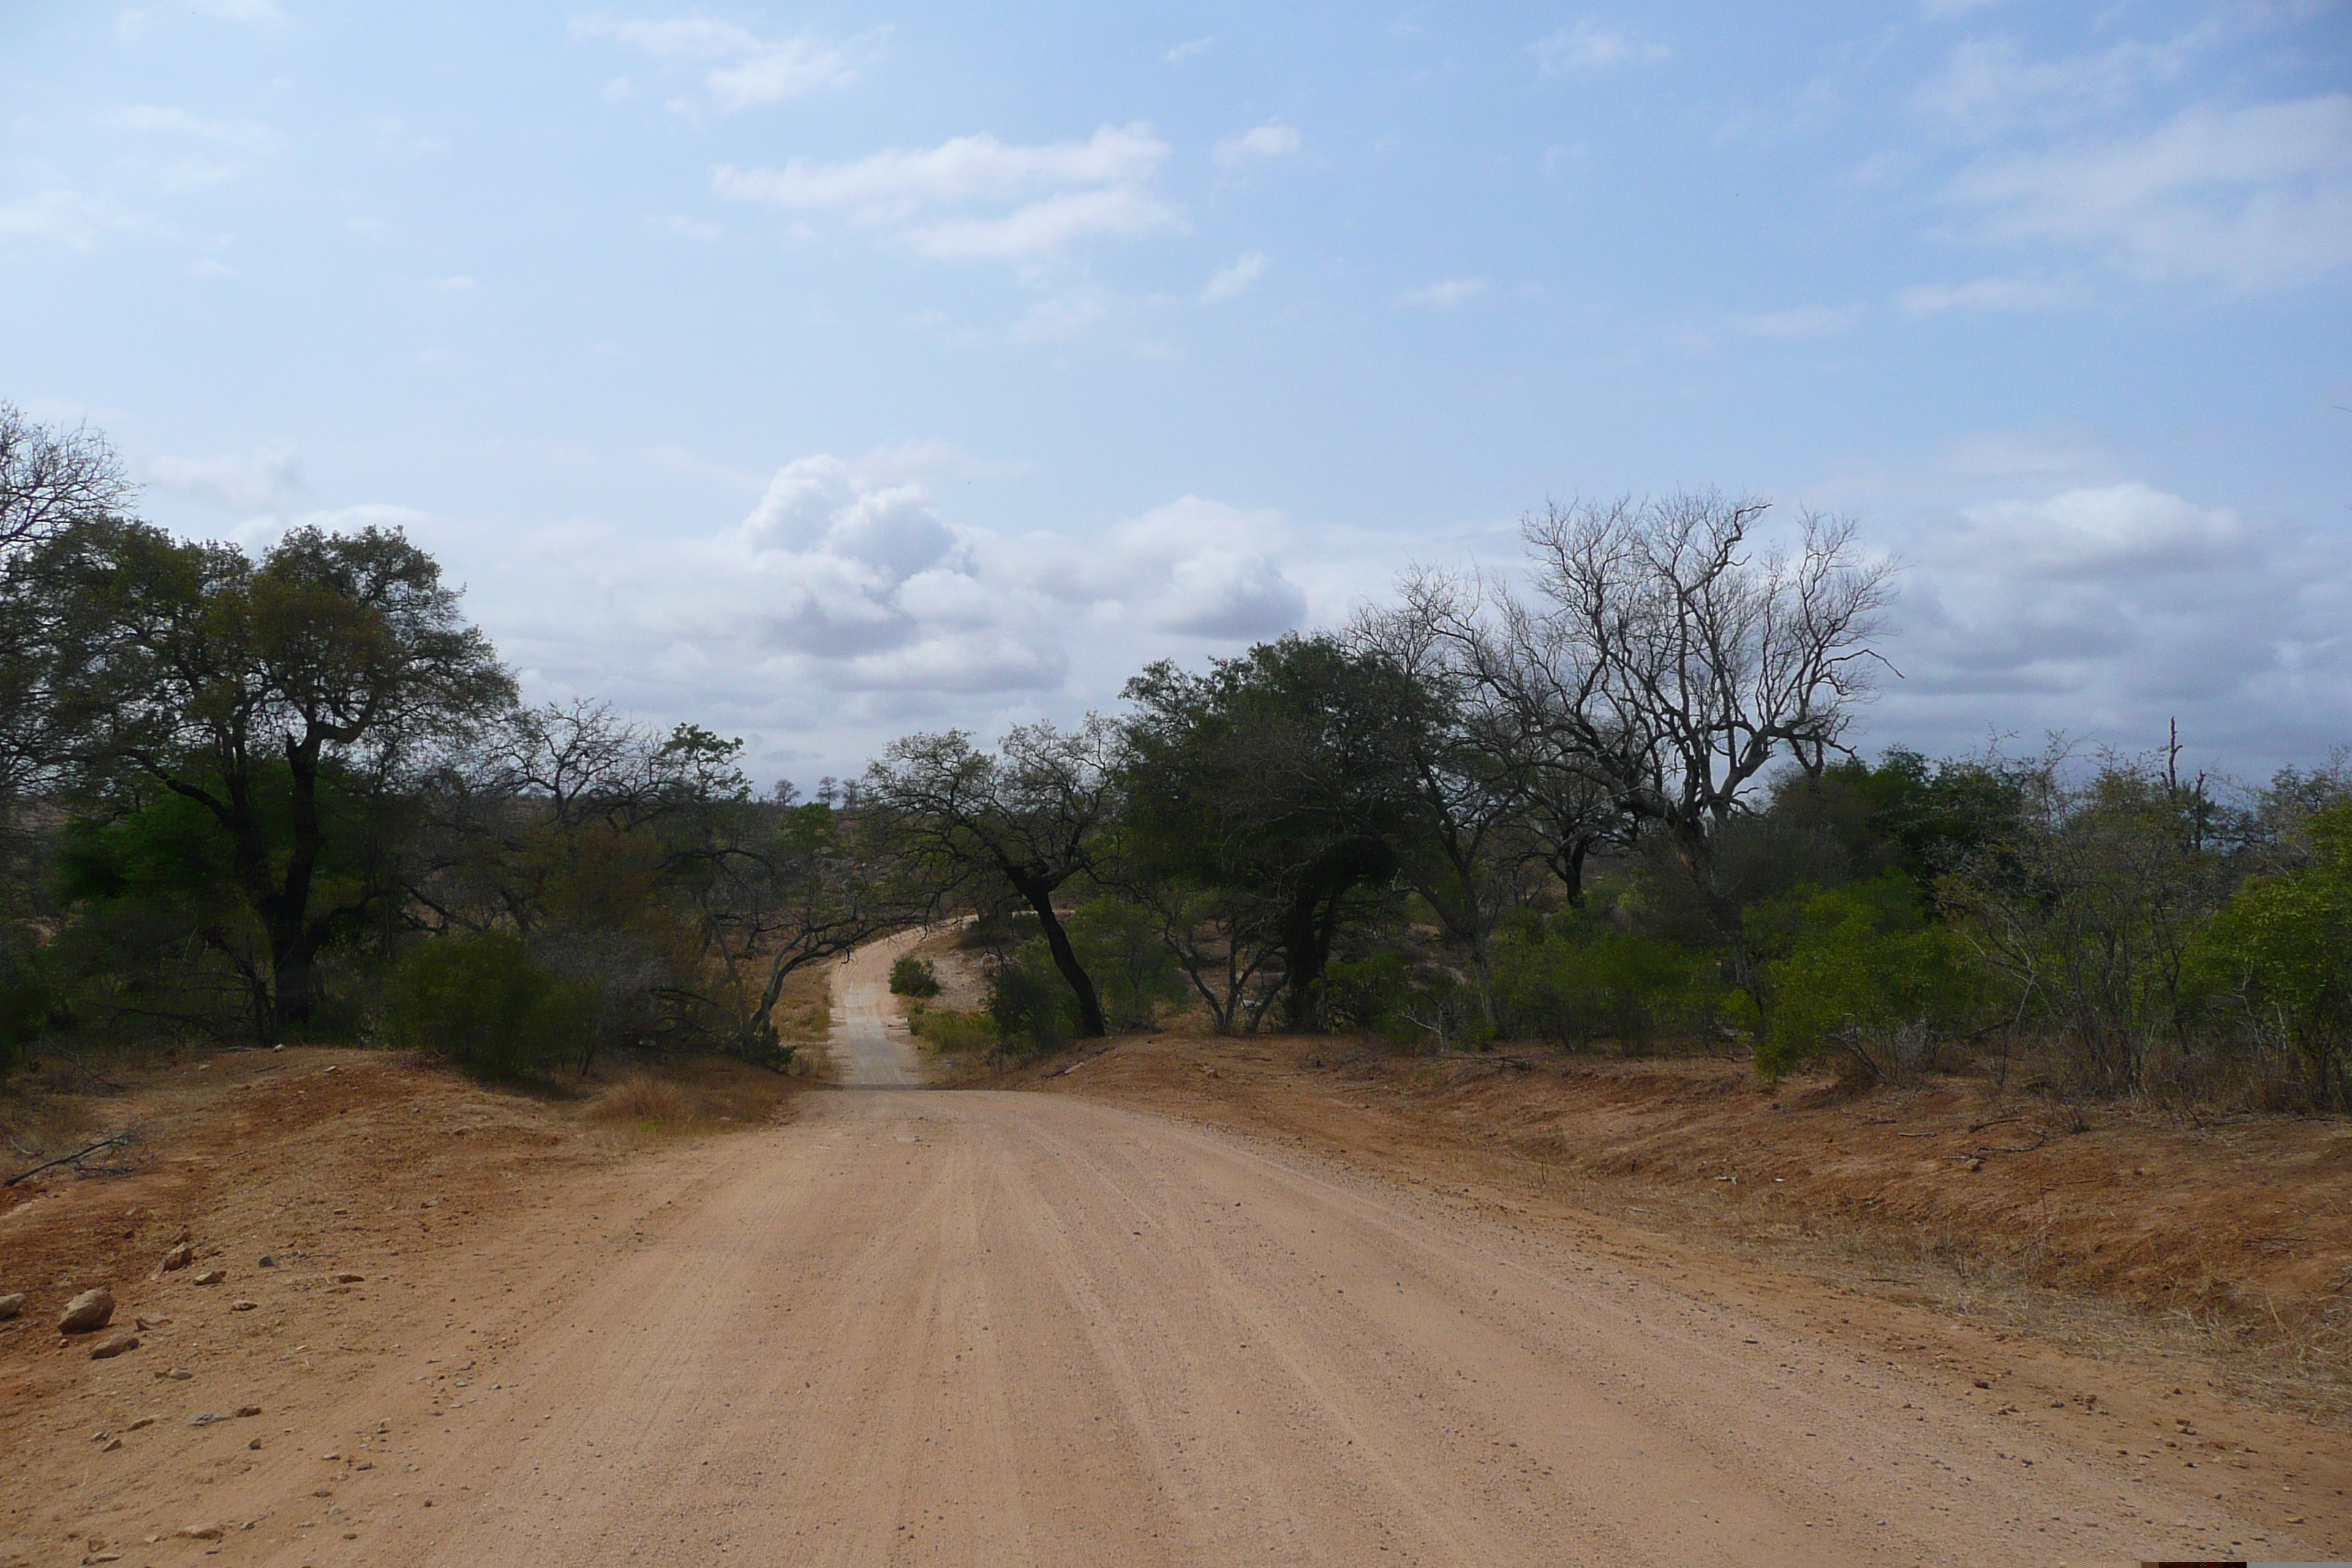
[56,521,513,1034]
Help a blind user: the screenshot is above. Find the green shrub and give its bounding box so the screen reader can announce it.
[889,954,941,998]
[1495,914,1727,1049]
[381,931,596,1080]
[1315,952,1486,1049]
[2188,799,2352,1109]
[986,941,1076,1058]
[907,1001,995,1052]
[0,935,53,1080]
[1750,878,1989,1082]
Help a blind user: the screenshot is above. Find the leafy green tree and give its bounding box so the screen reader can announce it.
[51,521,514,1037]
[1120,636,1412,1030]
[1942,753,2230,1095]
[412,705,914,1068]
[52,764,402,1039]
[2192,799,2352,1109]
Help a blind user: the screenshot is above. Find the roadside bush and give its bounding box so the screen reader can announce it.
[986,940,1076,1058]
[1751,878,1989,1083]
[0,935,51,1080]
[1496,913,1727,1050]
[380,931,596,1080]
[2189,799,2352,1111]
[889,954,941,998]
[907,1001,995,1052]
[1319,951,1487,1050]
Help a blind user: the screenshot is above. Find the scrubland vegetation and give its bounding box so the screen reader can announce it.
[2,404,2345,1114]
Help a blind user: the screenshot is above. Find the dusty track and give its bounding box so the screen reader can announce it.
[824,932,930,1088]
[4,957,2341,1564]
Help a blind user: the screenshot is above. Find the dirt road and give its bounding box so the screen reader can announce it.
[824,932,931,1088]
[15,957,2329,1565]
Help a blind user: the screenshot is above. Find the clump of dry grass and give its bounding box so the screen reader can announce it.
[585,1077,690,1127]
[575,1058,799,1137]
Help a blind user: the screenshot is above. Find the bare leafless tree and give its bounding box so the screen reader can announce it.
[1411,491,1895,943]
[1345,597,1531,987]
[0,405,136,803]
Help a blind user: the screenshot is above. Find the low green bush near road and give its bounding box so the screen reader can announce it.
[905,1000,995,1052]
[889,954,941,997]
[381,930,597,1080]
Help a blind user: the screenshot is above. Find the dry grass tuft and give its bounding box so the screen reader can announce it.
[585,1077,690,1127]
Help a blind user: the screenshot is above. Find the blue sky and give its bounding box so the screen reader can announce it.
[4,0,2348,787]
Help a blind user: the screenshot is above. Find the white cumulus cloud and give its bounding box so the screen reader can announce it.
[1875,478,2352,763]
[386,451,1327,775]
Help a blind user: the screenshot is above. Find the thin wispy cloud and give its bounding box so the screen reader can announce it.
[1398,276,1484,308]
[117,0,282,36]
[1912,32,2209,141]
[1940,94,2352,291]
[1163,36,1213,65]
[1213,121,1301,168]
[714,124,1177,263]
[1202,250,1267,302]
[1738,304,1863,336]
[0,189,164,249]
[1530,18,1670,75]
[1895,275,2075,314]
[570,12,859,113]
[104,105,276,151]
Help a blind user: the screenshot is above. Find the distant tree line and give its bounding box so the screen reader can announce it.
[3,404,2345,1109]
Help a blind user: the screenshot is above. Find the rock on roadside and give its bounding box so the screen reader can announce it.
[88,1333,140,1360]
[0,1292,23,1320]
[59,1287,114,1334]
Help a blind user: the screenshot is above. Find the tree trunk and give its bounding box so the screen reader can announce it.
[1010,872,1106,1037]
[1277,835,1397,1031]
[261,739,328,1035]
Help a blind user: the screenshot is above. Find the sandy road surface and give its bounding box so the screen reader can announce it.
[825,932,931,1088]
[67,961,2323,1566]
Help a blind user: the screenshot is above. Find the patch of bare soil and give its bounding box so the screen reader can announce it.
[0,1047,798,1564]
